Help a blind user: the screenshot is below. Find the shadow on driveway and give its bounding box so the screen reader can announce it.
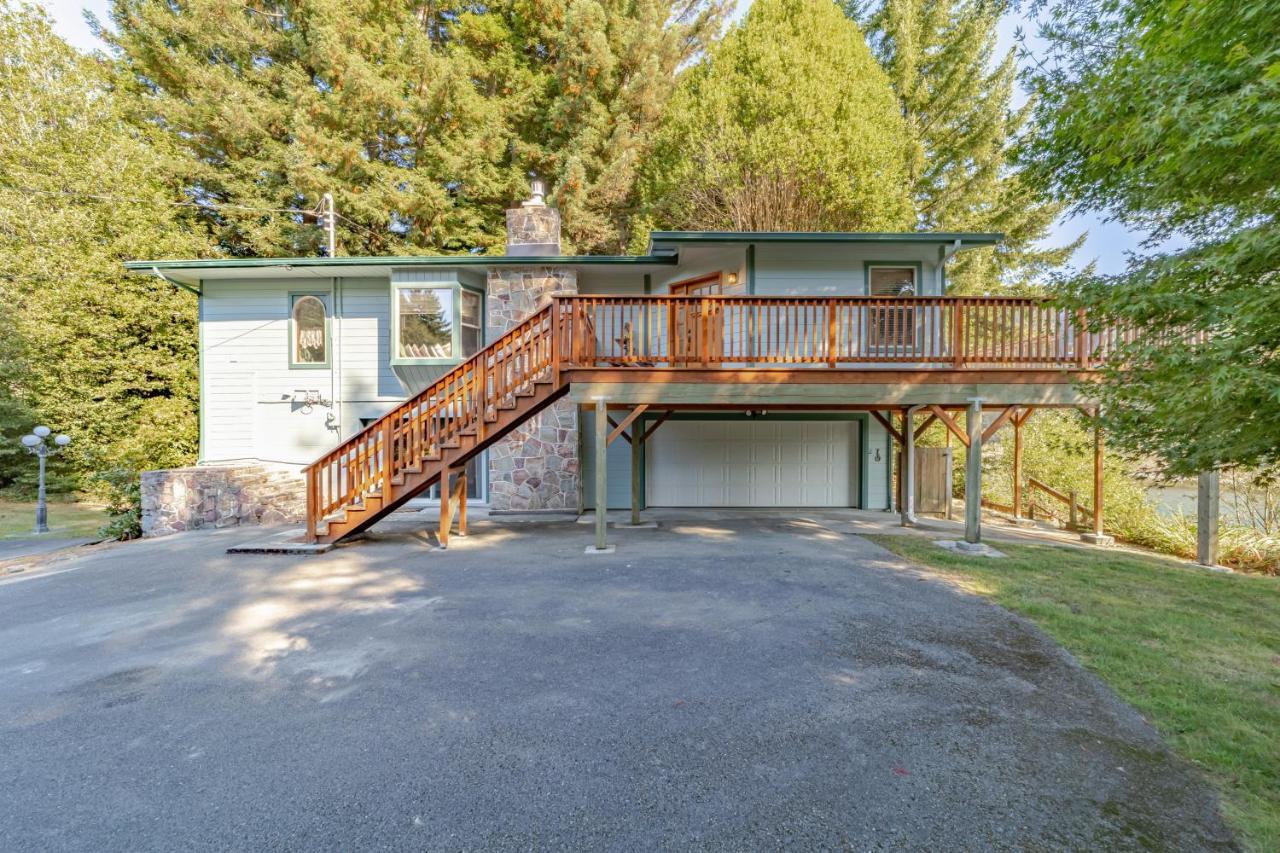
[0,515,1235,851]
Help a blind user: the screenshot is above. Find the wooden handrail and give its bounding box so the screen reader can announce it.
[1026,477,1094,525]
[305,305,556,535]
[555,295,1129,370]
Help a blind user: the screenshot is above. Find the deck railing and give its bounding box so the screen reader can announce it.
[558,295,1132,370]
[304,294,1126,540]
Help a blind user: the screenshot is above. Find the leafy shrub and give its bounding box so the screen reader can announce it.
[90,467,142,540]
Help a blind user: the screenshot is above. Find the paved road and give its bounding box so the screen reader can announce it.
[0,515,1235,851]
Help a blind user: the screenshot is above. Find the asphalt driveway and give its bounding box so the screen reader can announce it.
[0,514,1234,851]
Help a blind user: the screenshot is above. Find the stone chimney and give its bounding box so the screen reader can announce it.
[486,177,579,512]
[505,178,561,256]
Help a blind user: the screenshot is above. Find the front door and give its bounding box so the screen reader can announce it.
[668,272,744,365]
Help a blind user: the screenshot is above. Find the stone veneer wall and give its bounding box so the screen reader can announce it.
[486,266,579,511]
[141,464,305,537]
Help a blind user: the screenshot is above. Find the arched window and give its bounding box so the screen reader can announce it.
[291,294,328,366]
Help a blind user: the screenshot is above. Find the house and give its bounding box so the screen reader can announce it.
[128,183,1113,548]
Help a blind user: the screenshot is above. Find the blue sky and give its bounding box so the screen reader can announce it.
[38,0,1149,275]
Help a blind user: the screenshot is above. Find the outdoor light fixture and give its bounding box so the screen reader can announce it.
[18,425,71,535]
[726,273,739,286]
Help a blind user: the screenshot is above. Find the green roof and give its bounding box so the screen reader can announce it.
[124,230,1003,284]
[646,231,1003,246]
[123,254,675,273]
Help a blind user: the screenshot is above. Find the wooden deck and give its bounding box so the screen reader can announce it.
[304,295,1122,543]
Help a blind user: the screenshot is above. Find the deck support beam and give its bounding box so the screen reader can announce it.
[593,398,609,552]
[901,405,923,527]
[1197,470,1220,567]
[1012,414,1024,521]
[453,470,467,538]
[964,398,983,544]
[1081,408,1114,545]
[631,426,643,526]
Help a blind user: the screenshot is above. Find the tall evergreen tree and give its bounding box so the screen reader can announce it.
[0,1,210,496]
[635,0,914,238]
[105,0,726,257]
[851,0,1078,292]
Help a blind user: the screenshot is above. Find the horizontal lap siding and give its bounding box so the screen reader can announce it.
[753,243,941,296]
[202,280,305,463]
[201,276,404,465]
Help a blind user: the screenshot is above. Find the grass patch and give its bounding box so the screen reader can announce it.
[0,499,108,540]
[867,535,1280,851]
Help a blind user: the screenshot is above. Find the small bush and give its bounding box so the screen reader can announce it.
[90,467,142,540]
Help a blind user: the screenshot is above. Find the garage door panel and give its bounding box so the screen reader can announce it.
[648,419,854,507]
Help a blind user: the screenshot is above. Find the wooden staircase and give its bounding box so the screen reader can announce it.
[303,305,567,544]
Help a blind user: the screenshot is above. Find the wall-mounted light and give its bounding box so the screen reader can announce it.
[726,272,739,286]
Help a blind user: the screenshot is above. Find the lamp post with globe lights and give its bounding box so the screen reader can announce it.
[20,426,71,534]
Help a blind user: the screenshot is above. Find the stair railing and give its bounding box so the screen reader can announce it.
[1025,477,1095,529]
[304,303,557,540]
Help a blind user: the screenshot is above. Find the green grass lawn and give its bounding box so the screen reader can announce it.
[867,535,1280,851]
[0,499,108,540]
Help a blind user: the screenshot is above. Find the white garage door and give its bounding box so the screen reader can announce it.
[647,419,856,507]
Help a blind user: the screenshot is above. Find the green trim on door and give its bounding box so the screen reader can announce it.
[746,244,756,294]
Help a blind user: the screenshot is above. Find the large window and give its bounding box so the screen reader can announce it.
[290,293,329,368]
[392,283,484,364]
[397,287,455,360]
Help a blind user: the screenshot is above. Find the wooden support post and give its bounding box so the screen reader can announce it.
[594,398,609,551]
[964,398,983,545]
[453,469,467,537]
[1093,416,1103,536]
[1081,409,1113,545]
[901,405,922,527]
[1012,414,1023,521]
[438,466,452,549]
[305,469,317,543]
[1197,470,1220,567]
[631,420,643,526]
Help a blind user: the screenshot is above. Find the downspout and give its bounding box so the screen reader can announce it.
[331,277,342,440]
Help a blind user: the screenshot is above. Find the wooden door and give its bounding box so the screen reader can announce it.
[668,272,744,365]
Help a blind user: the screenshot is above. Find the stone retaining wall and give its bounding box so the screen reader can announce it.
[141,464,305,537]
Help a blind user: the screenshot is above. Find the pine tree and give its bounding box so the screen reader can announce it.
[851,0,1078,293]
[0,1,210,496]
[635,0,914,238]
[105,0,727,257]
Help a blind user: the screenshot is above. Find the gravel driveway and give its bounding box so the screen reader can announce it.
[0,514,1234,851]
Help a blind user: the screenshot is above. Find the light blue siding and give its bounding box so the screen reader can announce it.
[754,243,944,296]
[580,407,633,510]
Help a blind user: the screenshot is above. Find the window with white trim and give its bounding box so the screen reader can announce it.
[392,282,484,364]
[397,286,455,360]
